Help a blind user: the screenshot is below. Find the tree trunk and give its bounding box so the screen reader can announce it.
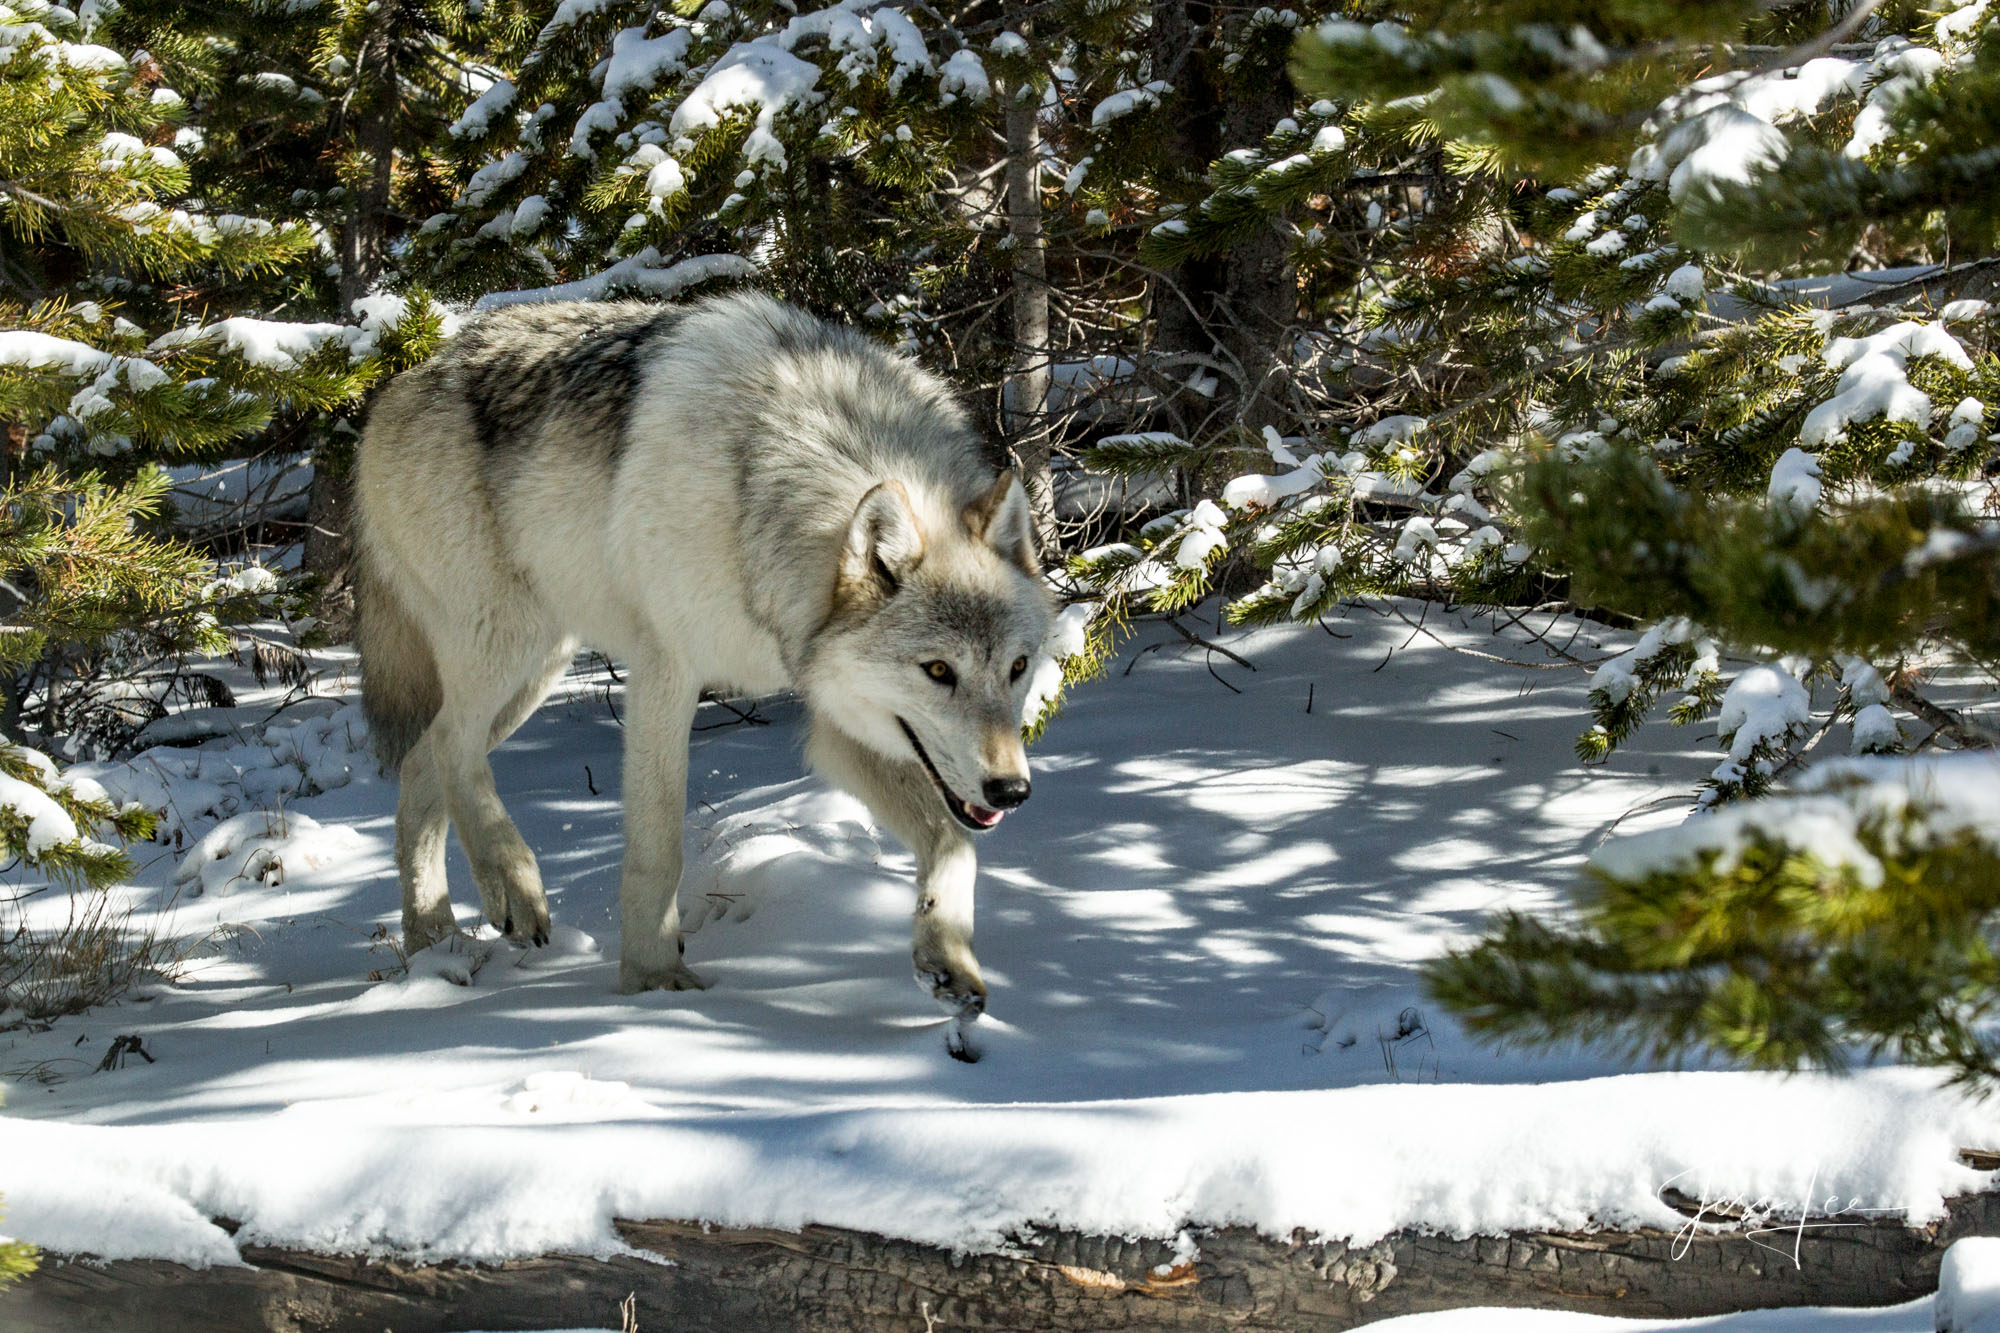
[304,5,400,636]
[1000,9,1057,558]
[13,1190,1998,1333]
[1148,0,1222,421]
[1147,0,1297,439]
[1217,81,1298,436]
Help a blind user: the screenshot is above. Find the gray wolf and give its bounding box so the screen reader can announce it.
[355,291,1053,1014]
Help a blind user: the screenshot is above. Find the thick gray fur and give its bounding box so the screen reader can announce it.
[355,291,1053,1009]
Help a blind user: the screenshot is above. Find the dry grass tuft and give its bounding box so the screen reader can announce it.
[0,885,178,1026]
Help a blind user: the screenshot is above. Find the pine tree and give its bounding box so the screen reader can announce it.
[0,2,447,881]
[97,0,509,618]
[415,0,1376,562]
[1241,0,2000,1088]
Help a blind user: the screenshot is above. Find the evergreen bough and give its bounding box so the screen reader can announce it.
[1054,0,2000,1086]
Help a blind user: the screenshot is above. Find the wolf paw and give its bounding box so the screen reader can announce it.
[402,910,459,957]
[619,960,710,994]
[945,1016,983,1064]
[915,961,987,1018]
[500,895,552,947]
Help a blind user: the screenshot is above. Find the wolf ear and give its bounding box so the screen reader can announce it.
[963,471,1039,578]
[841,480,925,598]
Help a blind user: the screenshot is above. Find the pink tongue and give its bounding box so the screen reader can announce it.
[968,804,1005,828]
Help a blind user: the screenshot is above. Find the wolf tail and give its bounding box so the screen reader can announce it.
[356,547,441,770]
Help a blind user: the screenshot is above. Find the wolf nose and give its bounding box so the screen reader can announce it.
[982,777,1031,809]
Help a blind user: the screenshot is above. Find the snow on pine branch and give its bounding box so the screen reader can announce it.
[1593,752,2000,888]
[474,250,756,309]
[150,295,459,370]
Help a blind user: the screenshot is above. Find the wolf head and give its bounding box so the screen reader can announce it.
[807,472,1055,833]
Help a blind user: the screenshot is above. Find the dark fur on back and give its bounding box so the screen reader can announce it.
[450,303,685,459]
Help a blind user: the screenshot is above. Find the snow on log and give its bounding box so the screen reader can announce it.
[13,1188,2000,1332]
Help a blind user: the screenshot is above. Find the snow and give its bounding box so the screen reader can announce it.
[1355,414,1427,447]
[1940,1237,2000,1332]
[1221,459,1324,509]
[1369,1301,1931,1331]
[568,100,621,157]
[1591,619,1693,706]
[175,808,367,899]
[1711,664,1811,786]
[865,8,931,94]
[5,612,1999,1272]
[600,25,692,103]
[669,32,823,171]
[1090,81,1169,128]
[1801,320,1971,448]
[150,318,351,371]
[937,47,987,100]
[450,77,515,138]
[1664,263,1706,301]
[1390,515,1439,563]
[1768,447,1822,513]
[1846,43,1944,160]
[458,150,529,208]
[1594,752,2000,888]
[1023,603,1093,722]
[1850,703,1900,754]
[545,0,618,29]
[1840,656,1890,709]
[0,768,79,856]
[1173,498,1228,568]
[473,250,756,308]
[1633,106,1789,202]
[510,193,551,236]
[0,329,116,376]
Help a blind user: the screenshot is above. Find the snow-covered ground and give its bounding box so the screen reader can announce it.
[1370,1299,1933,1330]
[2,603,1995,1300]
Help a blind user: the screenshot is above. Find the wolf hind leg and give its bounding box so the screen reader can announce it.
[430,637,564,946]
[805,721,985,1017]
[616,655,705,993]
[397,730,456,952]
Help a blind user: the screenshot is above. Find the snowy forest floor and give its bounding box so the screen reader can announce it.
[2,600,1995,1309]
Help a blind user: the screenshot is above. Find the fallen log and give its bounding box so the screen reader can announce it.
[13,1188,1998,1333]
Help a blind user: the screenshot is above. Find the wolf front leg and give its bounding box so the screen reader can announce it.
[618,658,708,993]
[806,722,986,1016]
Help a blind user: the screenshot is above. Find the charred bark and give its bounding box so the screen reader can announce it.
[13,1190,1999,1333]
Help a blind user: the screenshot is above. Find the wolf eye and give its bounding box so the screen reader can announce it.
[1010,656,1028,681]
[922,660,956,686]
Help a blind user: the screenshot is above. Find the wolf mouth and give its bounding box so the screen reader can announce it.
[896,718,1006,832]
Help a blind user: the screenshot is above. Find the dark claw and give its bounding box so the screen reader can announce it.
[533,929,549,947]
[677,937,686,956]
[946,1024,981,1063]
[502,914,515,936]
